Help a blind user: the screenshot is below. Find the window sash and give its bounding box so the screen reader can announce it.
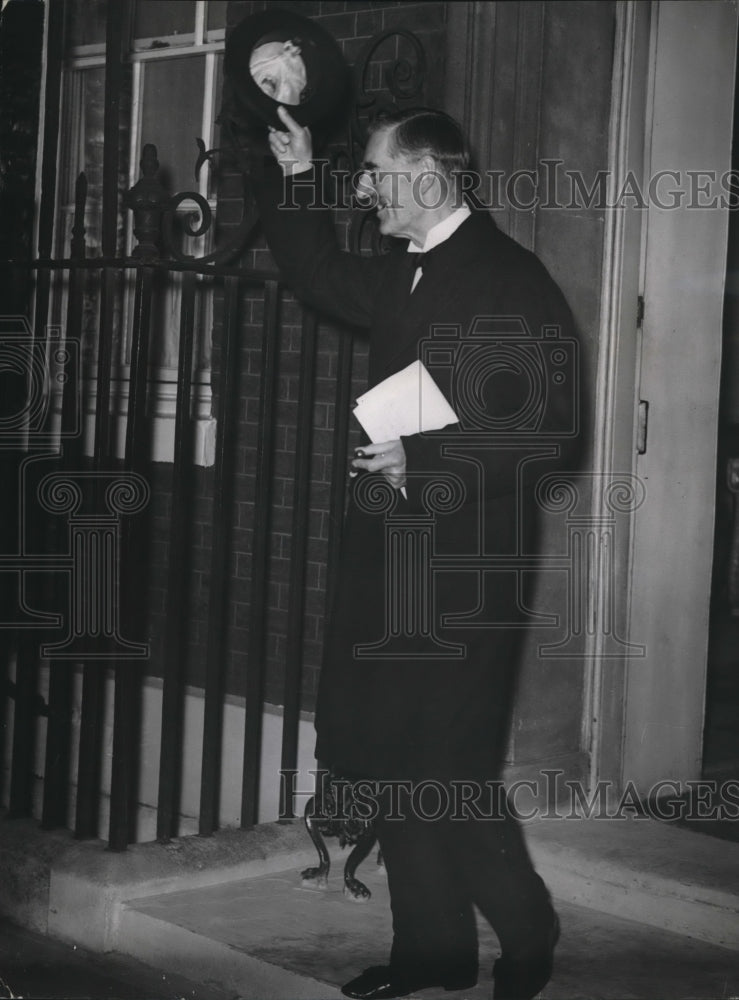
[51,0,225,465]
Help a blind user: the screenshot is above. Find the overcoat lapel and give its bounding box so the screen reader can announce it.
[367,251,418,385]
[375,213,500,380]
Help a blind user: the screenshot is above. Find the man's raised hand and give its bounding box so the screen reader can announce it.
[268,105,313,176]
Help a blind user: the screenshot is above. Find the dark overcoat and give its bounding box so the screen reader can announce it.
[255,163,579,784]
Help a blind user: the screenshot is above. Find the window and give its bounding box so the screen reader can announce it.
[53,0,228,464]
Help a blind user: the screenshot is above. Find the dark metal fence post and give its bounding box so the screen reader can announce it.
[108,263,154,851]
[42,173,88,830]
[199,275,242,836]
[279,308,318,819]
[156,269,197,841]
[7,0,65,822]
[75,0,129,840]
[240,281,281,829]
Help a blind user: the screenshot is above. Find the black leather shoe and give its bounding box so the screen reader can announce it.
[341,965,477,999]
[492,913,560,1000]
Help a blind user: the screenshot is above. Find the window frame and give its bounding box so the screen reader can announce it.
[52,0,227,466]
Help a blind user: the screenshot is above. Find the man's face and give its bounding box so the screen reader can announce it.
[357,129,426,243]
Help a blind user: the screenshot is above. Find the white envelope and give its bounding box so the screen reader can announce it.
[353,360,459,442]
[353,361,459,499]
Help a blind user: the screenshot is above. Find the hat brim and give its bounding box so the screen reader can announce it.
[224,8,350,131]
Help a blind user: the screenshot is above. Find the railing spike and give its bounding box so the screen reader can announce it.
[71,172,88,259]
[123,143,170,261]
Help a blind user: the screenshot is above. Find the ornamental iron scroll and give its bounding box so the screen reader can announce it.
[335,28,428,177]
[124,140,261,266]
[333,28,428,257]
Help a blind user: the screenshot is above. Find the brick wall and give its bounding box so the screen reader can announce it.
[143,1,448,713]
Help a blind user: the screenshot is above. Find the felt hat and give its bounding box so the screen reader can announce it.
[224,8,350,132]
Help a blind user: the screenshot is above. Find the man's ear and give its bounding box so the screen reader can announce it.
[416,155,443,202]
[417,155,438,184]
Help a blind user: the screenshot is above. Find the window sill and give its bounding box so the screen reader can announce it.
[53,367,217,467]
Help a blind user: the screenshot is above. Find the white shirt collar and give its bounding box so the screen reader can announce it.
[407,204,472,255]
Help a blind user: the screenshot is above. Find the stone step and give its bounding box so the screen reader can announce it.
[2,811,739,998]
[526,813,739,949]
[117,905,345,1000]
[117,848,739,1000]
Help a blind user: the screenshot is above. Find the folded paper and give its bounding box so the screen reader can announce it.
[353,361,459,499]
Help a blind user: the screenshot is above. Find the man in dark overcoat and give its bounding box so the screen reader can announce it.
[255,105,579,1000]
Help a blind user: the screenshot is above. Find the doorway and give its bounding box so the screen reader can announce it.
[616,1,737,793]
[703,33,739,784]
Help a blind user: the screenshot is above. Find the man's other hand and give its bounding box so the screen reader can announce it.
[351,441,407,490]
[268,105,313,176]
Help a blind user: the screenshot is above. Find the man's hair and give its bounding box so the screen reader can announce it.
[367,107,469,183]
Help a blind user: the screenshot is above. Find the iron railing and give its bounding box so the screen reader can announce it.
[0,195,340,849]
[0,2,432,849]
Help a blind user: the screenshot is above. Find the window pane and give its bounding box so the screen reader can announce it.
[67,0,107,47]
[134,0,195,41]
[58,68,105,213]
[140,56,205,194]
[208,53,223,201]
[59,65,131,369]
[207,1,227,32]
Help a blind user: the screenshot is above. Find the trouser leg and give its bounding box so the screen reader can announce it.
[441,804,556,958]
[370,782,555,985]
[374,810,479,983]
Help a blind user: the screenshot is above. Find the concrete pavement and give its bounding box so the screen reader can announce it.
[2,809,739,999]
[0,918,235,1000]
[122,862,739,1000]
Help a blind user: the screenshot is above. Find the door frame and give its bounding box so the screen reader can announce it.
[587,0,652,790]
[593,0,738,793]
